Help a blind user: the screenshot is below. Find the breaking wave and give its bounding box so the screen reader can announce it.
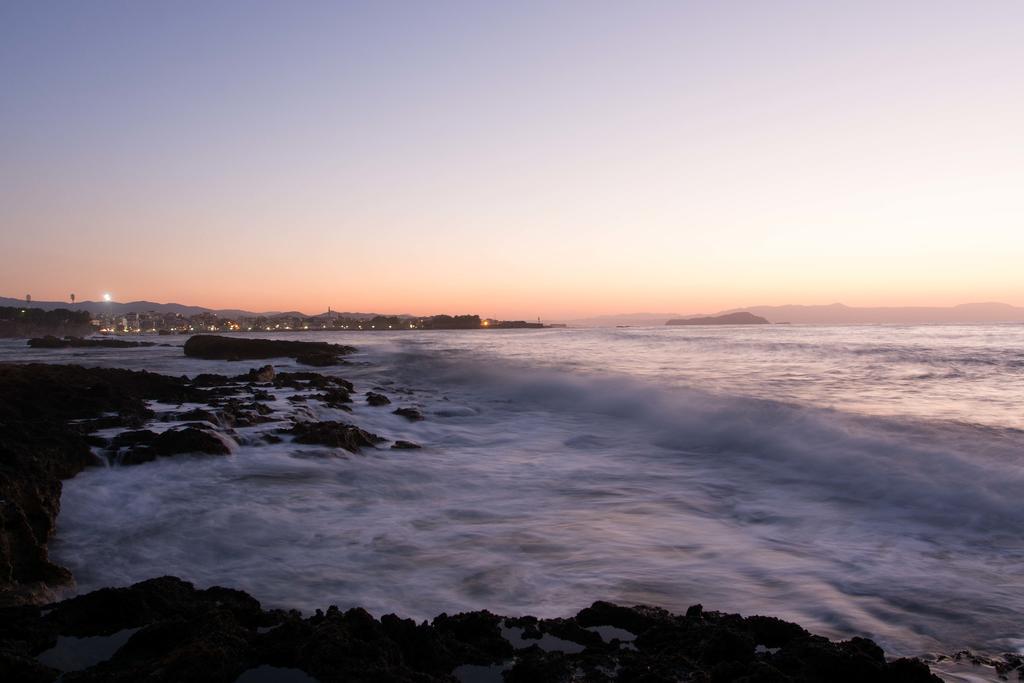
[37,328,1024,659]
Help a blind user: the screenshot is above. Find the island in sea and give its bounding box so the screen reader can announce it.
[665,311,770,325]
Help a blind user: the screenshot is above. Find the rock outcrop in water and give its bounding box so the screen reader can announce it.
[281,421,385,452]
[365,392,391,406]
[393,407,425,421]
[0,576,943,682]
[26,336,157,349]
[183,335,355,366]
[109,427,232,465]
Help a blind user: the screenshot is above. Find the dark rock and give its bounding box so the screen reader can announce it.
[184,335,354,362]
[27,336,156,349]
[173,408,220,425]
[577,600,661,636]
[274,373,354,392]
[236,365,275,383]
[393,407,424,421]
[505,650,573,682]
[210,399,274,427]
[119,428,231,465]
[312,388,351,408]
[431,610,512,662]
[191,373,232,387]
[700,626,756,665]
[745,614,809,648]
[391,441,422,450]
[295,353,341,367]
[281,421,385,452]
[0,578,943,682]
[25,335,72,348]
[151,428,230,456]
[109,430,158,449]
[365,392,391,406]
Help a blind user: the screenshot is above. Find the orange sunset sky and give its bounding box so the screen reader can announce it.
[2,2,1022,319]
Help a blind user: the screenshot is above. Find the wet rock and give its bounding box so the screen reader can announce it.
[0,579,943,682]
[391,441,422,450]
[295,353,342,367]
[236,365,275,383]
[191,373,233,387]
[184,335,354,363]
[109,430,159,449]
[27,336,156,349]
[274,373,354,392]
[365,392,391,406]
[393,407,424,421]
[208,399,274,428]
[311,388,351,408]
[173,408,220,425]
[744,614,809,648]
[431,610,512,663]
[152,427,230,456]
[504,650,573,682]
[280,421,385,452]
[119,428,231,465]
[577,601,662,636]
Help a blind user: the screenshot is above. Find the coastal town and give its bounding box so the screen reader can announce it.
[95,312,554,334]
[0,304,561,338]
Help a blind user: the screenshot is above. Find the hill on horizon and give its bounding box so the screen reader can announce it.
[667,312,770,326]
[716,302,1024,324]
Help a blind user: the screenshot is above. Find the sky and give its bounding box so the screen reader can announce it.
[2,1,1022,319]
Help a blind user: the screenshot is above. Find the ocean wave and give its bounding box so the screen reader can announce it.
[39,330,1024,659]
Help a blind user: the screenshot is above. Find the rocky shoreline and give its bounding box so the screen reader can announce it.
[0,336,976,681]
[1,577,945,682]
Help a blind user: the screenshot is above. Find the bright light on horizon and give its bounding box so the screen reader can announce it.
[103,293,112,302]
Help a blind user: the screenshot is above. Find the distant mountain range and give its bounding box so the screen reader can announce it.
[716,302,1024,324]
[0,297,389,319]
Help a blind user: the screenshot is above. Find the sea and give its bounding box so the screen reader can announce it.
[3,324,1022,665]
